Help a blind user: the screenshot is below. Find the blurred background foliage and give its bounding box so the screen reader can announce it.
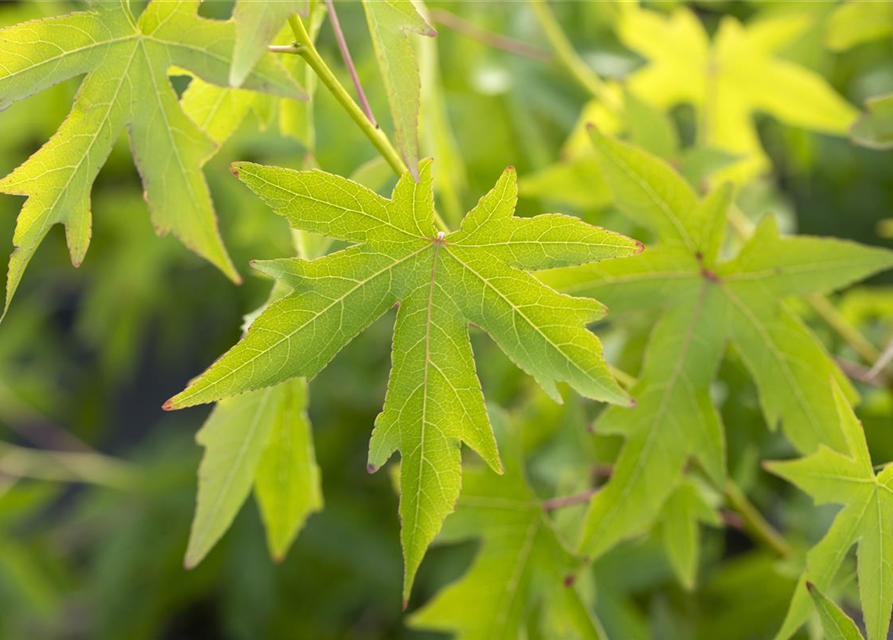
[0,1,892,639]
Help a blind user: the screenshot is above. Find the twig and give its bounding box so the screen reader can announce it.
[430,9,552,62]
[542,487,600,511]
[324,0,377,127]
[868,336,893,380]
[285,13,449,232]
[724,479,792,558]
[835,357,888,387]
[530,0,621,111]
[267,44,302,55]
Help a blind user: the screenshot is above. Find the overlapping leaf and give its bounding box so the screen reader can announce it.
[851,93,893,151]
[185,377,322,567]
[409,407,606,640]
[542,129,893,567]
[362,0,436,178]
[230,0,308,87]
[0,0,306,317]
[165,158,640,600]
[825,0,893,52]
[768,383,892,640]
[808,583,864,640]
[609,3,856,182]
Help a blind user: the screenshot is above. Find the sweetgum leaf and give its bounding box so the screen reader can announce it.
[0,0,306,318]
[612,4,857,182]
[166,158,640,600]
[768,384,892,640]
[409,407,607,640]
[541,129,893,571]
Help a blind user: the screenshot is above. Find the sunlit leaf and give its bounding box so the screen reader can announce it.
[166,158,640,600]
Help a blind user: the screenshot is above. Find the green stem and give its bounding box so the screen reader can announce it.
[530,0,620,111]
[724,479,793,558]
[808,294,880,363]
[289,15,404,176]
[287,14,449,232]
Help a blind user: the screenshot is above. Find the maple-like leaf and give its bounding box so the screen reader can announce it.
[0,0,306,317]
[541,129,893,567]
[230,0,308,87]
[614,3,856,182]
[767,383,892,640]
[808,583,865,640]
[409,407,607,640]
[165,158,640,600]
[362,0,436,179]
[186,377,322,568]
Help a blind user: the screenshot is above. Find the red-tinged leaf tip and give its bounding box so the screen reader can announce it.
[506,165,516,173]
[367,463,377,474]
[184,558,196,570]
[229,163,241,179]
[806,581,816,593]
[272,553,285,564]
[563,574,576,588]
[586,122,599,133]
[635,240,645,254]
[628,397,638,408]
[402,598,409,612]
[162,398,176,411]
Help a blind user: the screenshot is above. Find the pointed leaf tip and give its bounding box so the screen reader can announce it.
[366,463,377,474]
[635,240,645,254]
[229,163,242,179]
[563,574,576,587]
[162,398,176,411]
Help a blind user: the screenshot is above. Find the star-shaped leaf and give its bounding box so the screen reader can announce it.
[164,158,640,600]
[617,4,856,182]
[767,383,893,640]
[542,129,893,567]
[362,0,436,179]
[409,407,607,640]
[0,0,306,316]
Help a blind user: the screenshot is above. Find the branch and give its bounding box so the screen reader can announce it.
[284,13,450,232]
[724,479,792,558]
[542,487,600,511]
[430,9,552,62]
[324,0,377,127]
[530,0,621,111]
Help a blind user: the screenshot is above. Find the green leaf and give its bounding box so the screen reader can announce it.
[0,0,306,318]
[362,0,436,179]
[851,93,893,151]
[185,378,321,568]
[807,583,865,640]
[540,130,893,571]
[825,0,893,52]
[616,4,857,182]
[657,478,721,590]
[767,384,892,640]
[166,159,640,600]
[254,378,323,561]
[231,0,308,87]
[409,407,606,640]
